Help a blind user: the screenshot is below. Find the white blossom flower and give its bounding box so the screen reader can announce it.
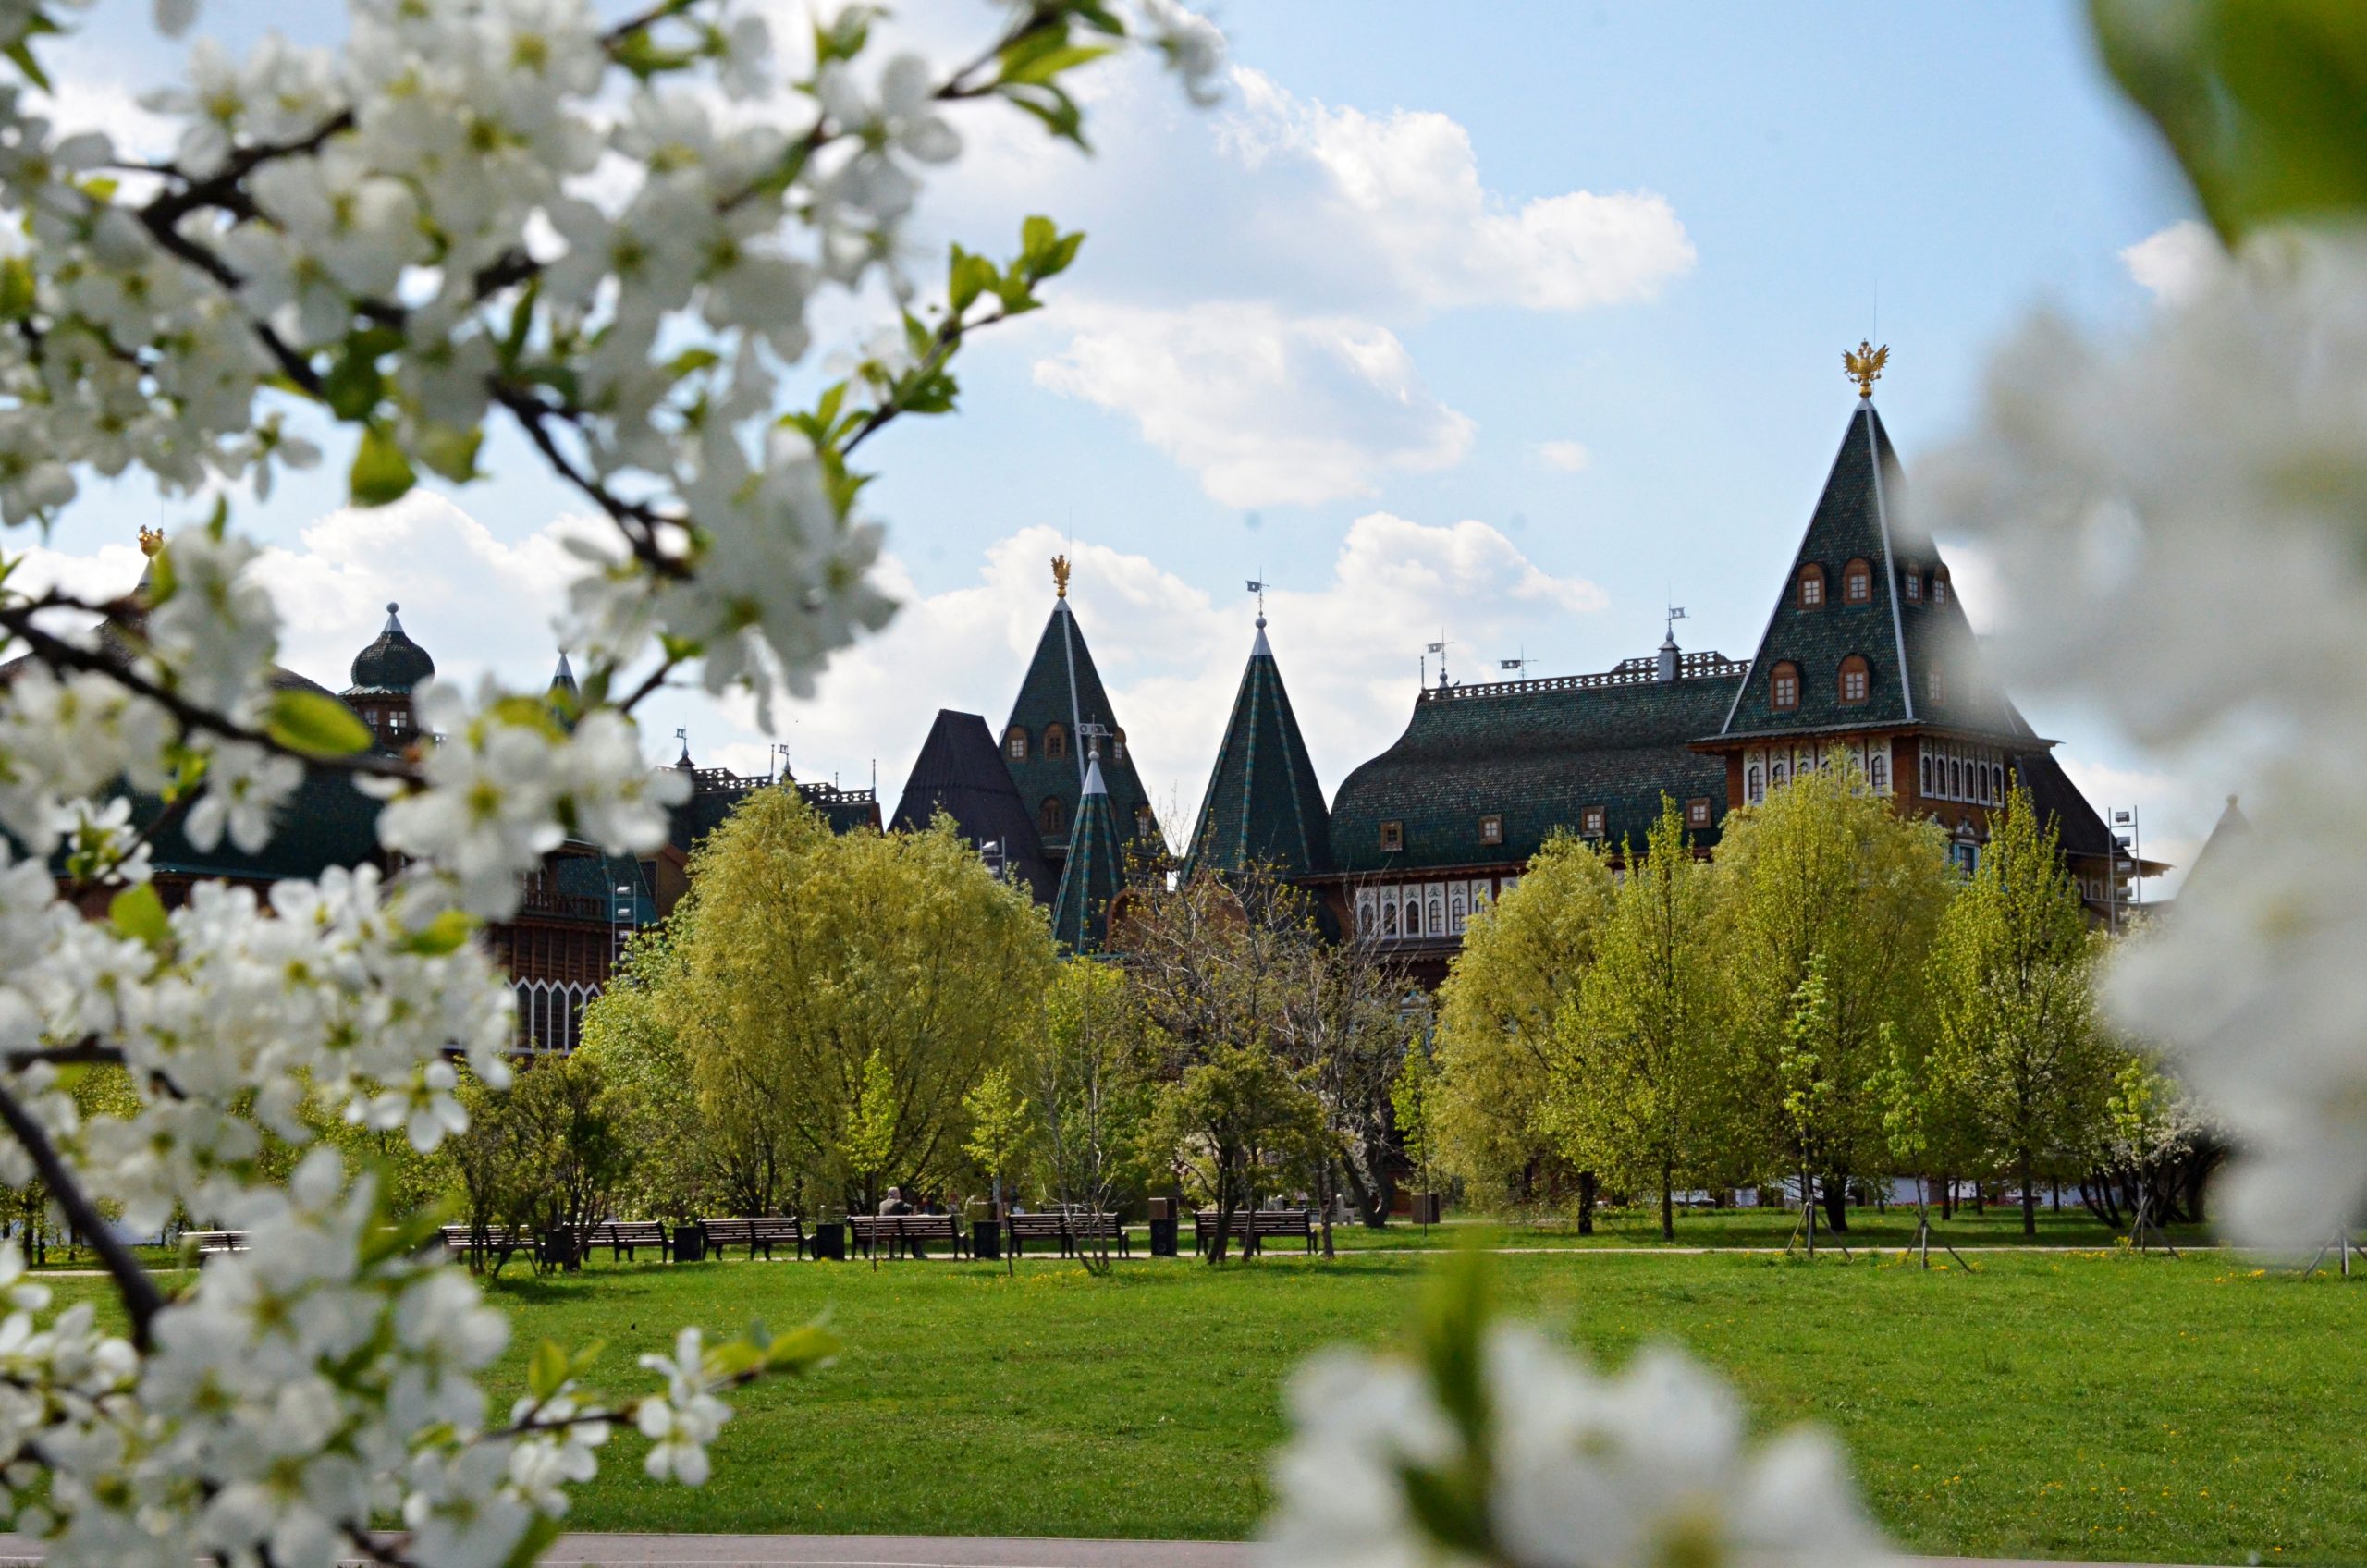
[635,1328,730,1486]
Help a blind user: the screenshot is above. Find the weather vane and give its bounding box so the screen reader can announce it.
[1051,555,1071,598]
[138,526,164,557]
[1845,339,1889,399]
[1426,631,1453,688]
[1245,578,1268,624]
[1078,719,1110,760]
[1666,604,1688,640]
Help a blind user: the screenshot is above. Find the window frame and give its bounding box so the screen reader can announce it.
[1842,557,1872,605]
[1039,795,1065,836]
[1379,820,1404,852]
[1478,813,1503,846]
[1581,805,1605,839]
[1932,570,1951,606]
[1770,660,1800,712]
[1686,797,1712,830]
[1837,654,1870,706]
[1903,569,1922,604]
[1005,727,1028,761]
[1797,563,1826,609]
[1042,722,1067,761]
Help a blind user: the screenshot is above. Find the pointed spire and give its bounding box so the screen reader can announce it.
[1050,734,1125,952]
[1003,585,1162,864]
[548,649,578,697]
[1183,613,1331,884]
[674,727,693,771]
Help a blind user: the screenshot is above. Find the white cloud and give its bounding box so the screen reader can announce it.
[1032,300,1475,508]
[1535,439,1591,473]
[2120,219,2225,309]
[1220,67,1695,313]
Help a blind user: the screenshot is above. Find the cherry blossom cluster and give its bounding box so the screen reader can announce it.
[1260,1297,1886,1568]
[1925,228,2367,1251]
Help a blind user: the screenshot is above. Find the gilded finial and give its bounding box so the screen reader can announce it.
[1051,555,1071,599]
[1845,339,1889,399]
[138,526,165,557]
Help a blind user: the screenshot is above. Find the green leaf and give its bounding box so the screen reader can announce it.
[4,39,51,92]
[108,883,168,948]
[528,1339,570,1401]
[947,245,997,316]
[0,257,35,322]
[500,1513,564,1568]
[414,422,483,484]
[265,687,374,757]
[349,424,416,508]
[399,908,478,957]
[322,346,386,422]
[763,1322,841,1374]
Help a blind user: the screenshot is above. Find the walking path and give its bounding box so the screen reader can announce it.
[0,1532,2224,1566]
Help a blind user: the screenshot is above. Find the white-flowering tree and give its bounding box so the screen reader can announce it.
[1925,0,2367,1253]
[0,0,1221,1562]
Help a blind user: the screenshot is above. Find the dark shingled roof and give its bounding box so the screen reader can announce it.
[346,604,435,695]
[666,766,880,856]
[1329,660,1741,875]
[892,708,1057,903]
[1717,403,2030,746]
[1004,598,1162,860]
[2012,748,2116,860]
[1182,619,1331,883]
[2182,795,2248,898]
[1049,756,1124,952]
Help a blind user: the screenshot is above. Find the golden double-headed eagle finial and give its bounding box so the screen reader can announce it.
[138,526,165,557]
[1051,555,1071,599]
[1845,340,1889,399]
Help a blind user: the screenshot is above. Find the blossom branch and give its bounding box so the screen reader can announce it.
[0,1075,164,1348]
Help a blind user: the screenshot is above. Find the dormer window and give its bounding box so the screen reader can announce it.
[1039,796,1065,836]
[1581,805,1605,838]
[1380,820,1404,852]
[1838,655,1870,705]
[1904,570,1922,604]
[1686,798,1712,830]
[1797,564,1826,609]
[1929,665,1947,704]
[1478,814,1503,846]
[1932,570,1951,606]
[1134,804,1157,839]
[1043,723,1067,761]
[1006,728,1029,761]
[1843,558,1871,604]
[1113,729,1126,761]
[1771,661,1800,712]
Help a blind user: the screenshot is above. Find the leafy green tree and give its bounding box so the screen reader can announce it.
[1716,763,1953,1231]
[1033,959,1152,1273]
[962,1064,1033,1212]
[1929,785,2113,1235]
[1550,798,1732,1240]
[576,927,714,1222]
[1432,834,1616,1223]
[843,1047,901,1215]
[1146,1038,1328,1263]
[1390,1033,1439,1206]
[444,1054,629,1275]
[648,791,1055,1213]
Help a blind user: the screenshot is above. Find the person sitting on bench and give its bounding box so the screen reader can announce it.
[877,1186,922,1258]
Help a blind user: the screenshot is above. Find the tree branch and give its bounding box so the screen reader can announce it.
[0,1075,164,1349]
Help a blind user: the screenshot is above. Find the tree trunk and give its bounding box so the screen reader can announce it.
[1576,1170,1598,1234]
[1660,1164,1674,1243]
[1940,1174,1955,1221]
[1821,1173,1848,1233]
[2019,1147,2037,1237]
[1318,1158,1336,1260]
[1208,1162,1234,1264]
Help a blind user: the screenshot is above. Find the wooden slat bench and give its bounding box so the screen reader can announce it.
[183,1230,248,1260]
[697,1216,808,1261]
[1193,1208,1316,1257]
[438,1225,537,1266]
[576,1219,671,1261]
[1007,1212,1130,1258]
[850,1213,970,1259]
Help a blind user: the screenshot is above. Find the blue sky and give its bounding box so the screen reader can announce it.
[28,2,2218,883]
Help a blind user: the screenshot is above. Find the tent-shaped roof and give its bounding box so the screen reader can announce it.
[892,708,1058,903]
[1004,580,1163,862]
[1716,401,2030,746]
[1183,617,1331,882]
[1049,754,1125,952]
[2181,794,2249,898]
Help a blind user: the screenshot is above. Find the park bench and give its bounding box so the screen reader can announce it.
[850,1213,970,1260]
[697,1216,809,1261]
[1193,1208,1316,1257]
[182,1230,248,1261]
[438,1224,537,1268]
[575,1219,671,1262]
[1007,1211,1130,1258]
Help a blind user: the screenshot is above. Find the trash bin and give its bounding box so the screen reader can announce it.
[540,1227,580,1270]
[972,1219,1001,1259]
[671,1225,705,1262]
[813,1220,846,1262]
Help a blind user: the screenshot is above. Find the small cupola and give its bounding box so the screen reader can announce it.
[349,603,435,693]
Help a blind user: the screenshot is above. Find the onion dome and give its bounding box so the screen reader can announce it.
[348,603,435,694]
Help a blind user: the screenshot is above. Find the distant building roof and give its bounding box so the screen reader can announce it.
[346,604,435,695]
[1049,753,1124,952]
[1004,588,1162,860]
[1184,616,1331,883]
[892,708,1057,903]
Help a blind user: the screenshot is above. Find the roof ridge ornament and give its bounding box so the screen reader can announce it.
[1845,339,1889,399]
[138,526,165,557]
[1051,554,1071,599]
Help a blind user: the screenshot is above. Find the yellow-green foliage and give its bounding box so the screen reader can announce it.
[646,791,1055,1213]
[1432,833,1614,1206]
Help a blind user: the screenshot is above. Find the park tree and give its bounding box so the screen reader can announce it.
[1717,762,1953,1231]
[1390,1023,1440,1207]
[1432,834,1617,1223]
[1032,960,1151,1273]
[1273,888,1411,1247]
[962,1064,1033,1214]
[1929,786,2115,1234]
[1145,1038,1329,1262]
[444,1054,629,1275]
[575,926,715,1223]
[655,793,1055,1213]
[1549,798,1731,1241]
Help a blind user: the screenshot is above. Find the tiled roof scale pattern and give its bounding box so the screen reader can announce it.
[1182,617,1331,882]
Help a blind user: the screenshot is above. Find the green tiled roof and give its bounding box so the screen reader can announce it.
[1049,757,1124,952]
[1182,618,1331,882]
[1004,599,1162,857]
[1717,402,2030,745]
[1329,662,1740,874]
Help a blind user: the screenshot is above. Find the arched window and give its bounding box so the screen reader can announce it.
[1357,900,1375,937]
[1134,804,1157,839]
[1112,729,1127,760]
[1929,665,1947,704]
[1904,569,1922,604]
[1843,558,1872,604]
[1404,899,1421,937]
[1039,796,1065,836]
[1869,751,1889,791]
[1747,764,1764,804]
[1797,564,1826,609]
[1383,900,1398,937]
[1450,889,1467,933]
[1043,723,1067,760]
[1770,661,1800,711]
[1006,727,1028,761]
[1837,655,1870,705]
[1771,758,1788,790]
[1932,569,1951,606]
[1919,753,1932,796]
[1948,757,1962,798]
[1429,894,1444,933]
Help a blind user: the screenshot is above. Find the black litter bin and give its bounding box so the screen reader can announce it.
[813,1220,846,1261]
[671,1225,705,1262]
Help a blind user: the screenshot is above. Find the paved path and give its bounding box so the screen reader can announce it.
[0,1531,2226,1566]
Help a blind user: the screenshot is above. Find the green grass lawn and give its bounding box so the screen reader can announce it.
[1316,1202,2195,1250]
[395,1243,2348,1565]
